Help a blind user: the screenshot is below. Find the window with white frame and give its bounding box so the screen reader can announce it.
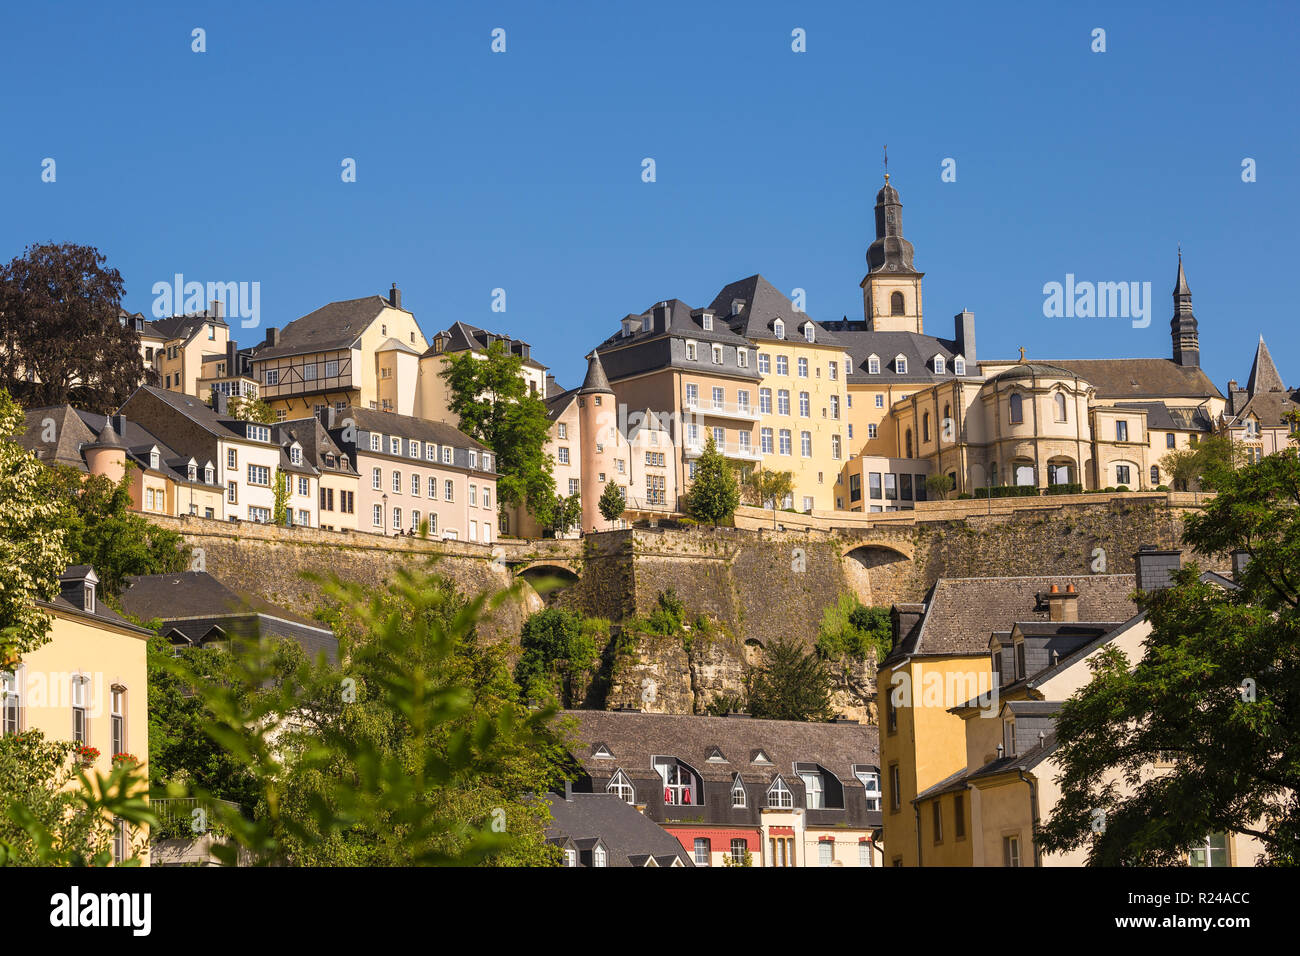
[954,356,966,375]
[803,322,815,343]
[392,507,402,531]
[801,431,812,457]
[427,477,437,498]
[441,447,452,465]
[593,844,607,867]
[777,390,790,415]
[111,686,125,756]
[694,838,711,865]
[372,504,382,527]
[895,355,908,374]
[855,766,882,811]
[800,770,825,809]
[711,344,723,364]
[411,474,420,496]
[392,471,402,493]
[370,434,381,451]
[372,467,381,490]
[247,464,269,486]
[868,355,880,374]
[798,357,808,377]
[759,388,772,414]
[607,770,635,804]
[767,776,793,809]
[758,353,770,374]
[776,355,788,375]
[731,776,746,808]
[654,757,700,806]
[819,842,833,866]
[444,480,454,502]
[737,348,748,368]
[760,428,774,454]
[558,446,570,465]
[773,319,785,339]
[2,670,21,735]
[779,429,792,455]
[934,355,945,374]
[685,341,698,361]
[72,676,89,744]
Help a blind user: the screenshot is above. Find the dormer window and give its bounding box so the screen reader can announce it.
[706,746,727,762]
[803,322,815,343]
[731,775,747,808]
[895,355,908,375]
[593,743,613,759]
[953,356,966,376]
[83,582,96,614]
[773,319,785,340]
[750,749,772,765]
[149,448,161,471]
[187,461,197,481]
[607,769,635,804]
[767,776,793,809]
[701,313,713,331]
[592,844,608,867]
[730,299,744,316]
[933,355,945,374]
[685,340,698,361]
[290,445,302,466]
[654,756,701,806]
[204,463,214,484]
[1003,718,1016,757]
[854,766,882,812]
[868,355,880,375]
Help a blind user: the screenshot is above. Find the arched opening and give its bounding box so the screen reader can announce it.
[1053,391,1068,422]
[890,291,905,315]
[1011,459,1036,487]
[1009,393,1024,424]
[842,544,912,606]
[922,412,931,444]
[905,428,913,458]
[518,564,579,603]
[1046,457,1076,486]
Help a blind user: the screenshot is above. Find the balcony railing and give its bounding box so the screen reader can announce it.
[684,440,762,462]
[682,398,761,421]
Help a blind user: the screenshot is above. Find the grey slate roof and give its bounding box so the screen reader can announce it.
[339,405,490,454]
[543,792,692,867]
[147,311,229,343]
[884,573,1138,665]
[425,321,545,370]
[707,275,844,347]
[17,406,98,470]
[1246,336,1285,397]
[1112,401,1213,432]
[563,710,879,785]
[76,410,218,485]
[830,328,970,385]
[248,296,392,361]
[120,571,338,663]
[1016,358,1223,400]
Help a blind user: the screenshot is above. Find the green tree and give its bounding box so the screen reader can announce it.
[38,464,189,596]
[741,467,794,509]
[683,436,740,525]
[598,481,626,526]
[1038,449,1300,865]
[0,390,70,661]
[179,566,571,865]
[1160,434,1246,492]
[227,394,275,424]
[0,243,143,414]
[515,608,604,706]
[747,636,834,722]
[925,473,955,500]
[816,596,891,661]
[543,493,581,537]
[273,468,291,526]
[0,730,156,866]
[440,340,556,525]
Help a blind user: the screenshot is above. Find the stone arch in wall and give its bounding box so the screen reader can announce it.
[841,542,914,607]
[516,563,580,602]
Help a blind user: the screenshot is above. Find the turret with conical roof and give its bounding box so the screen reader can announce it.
[1246,335,1284,397]
[1171,251,1200,368]
[577,350,621,532]
[579,349,614,395]
[84,417,128,483]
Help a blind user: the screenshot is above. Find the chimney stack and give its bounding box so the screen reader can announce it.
[1134,545,1181,593]
[389,283,401,310]
[954,310,977,367]
[265,327,280,347]
[1046,583,1079,622]
[209,299,223,320]
[212,392,229,416]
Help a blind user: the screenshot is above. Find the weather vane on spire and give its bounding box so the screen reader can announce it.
[883,144,889,182]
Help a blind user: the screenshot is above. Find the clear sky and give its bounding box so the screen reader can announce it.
[3,0,1296,391]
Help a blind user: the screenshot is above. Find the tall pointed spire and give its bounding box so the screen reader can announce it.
[1170,250,1199,368]
[1246,336,1284,396]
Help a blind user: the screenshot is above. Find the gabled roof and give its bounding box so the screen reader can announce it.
[148,311,228,343]
[249,296,394,360]
[275,418,358,475]
[884,574,1138,666]
[339,405,489,453]
[76,410,215,484]
[16,406,98,470]
[708,275,844,347]
[543,792,692,867]
[424,321,546,370]
[833,329,969,385]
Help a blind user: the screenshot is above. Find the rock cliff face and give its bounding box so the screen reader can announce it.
[155,499,1207,721]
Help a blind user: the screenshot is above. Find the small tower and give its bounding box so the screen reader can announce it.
[1171,251,1200,368]
[577,350,620,532]
[84,417,128,484]
[861,172,925,332]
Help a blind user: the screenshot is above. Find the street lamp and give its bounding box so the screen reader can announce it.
[382,493,388,536]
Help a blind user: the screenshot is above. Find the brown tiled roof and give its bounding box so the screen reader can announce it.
[890,574,1138,662]
[1041,358,1223,400]
[563,710,879,783]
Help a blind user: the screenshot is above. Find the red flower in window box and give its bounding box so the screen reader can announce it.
[111,752,138,767]
[75,745,100,765]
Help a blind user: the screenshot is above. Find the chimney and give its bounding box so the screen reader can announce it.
[954,310,977,367]
[1046,583,1079,622]
[212,392,229,416]
[209,299,223,320]
[1231,549,1251,582]
[653,302,670,334]
[1134,545,1181,592]
[112,413,128,436]
[563,779,574,801]
[265,327,280,347]
[389,283,401,310]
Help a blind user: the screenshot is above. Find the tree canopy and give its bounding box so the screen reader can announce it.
[598,480,626,525]
[747,636,834,722]
[1039,448,1300,865]
[684,436,740,525]
[741,467,793,509]
[439,340,556,525]
[0,243,142,413]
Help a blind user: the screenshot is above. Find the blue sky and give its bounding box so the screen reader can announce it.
[3,0,1296,391]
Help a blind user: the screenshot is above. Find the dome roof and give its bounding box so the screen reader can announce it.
[991,362,1079,382]
[876,180,900,205]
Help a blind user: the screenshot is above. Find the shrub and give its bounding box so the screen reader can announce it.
[1045,482,1084,495]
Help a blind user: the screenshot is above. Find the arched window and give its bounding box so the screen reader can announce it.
[773,319,785,340]
[1010,393,1023,424]
[922,412,931,443]
[891,291,905,315]
[1150,465,1160,485]
[905,428,914,458]
[731,776,747,808]
[803,322,815,343]
[1054,392,1067,422]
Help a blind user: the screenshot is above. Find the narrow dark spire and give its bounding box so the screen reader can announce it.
[86,417,126,450]
[1171,251,1199,368]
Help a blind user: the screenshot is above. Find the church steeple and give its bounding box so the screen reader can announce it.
[861,170,925,332]
[1171,250,1200,368]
